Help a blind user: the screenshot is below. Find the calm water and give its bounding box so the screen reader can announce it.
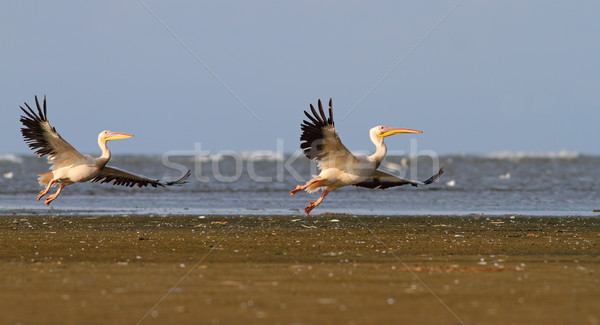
[1,153,598,216]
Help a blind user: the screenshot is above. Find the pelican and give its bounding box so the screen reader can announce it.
[290,99,444,214]
[19,96,191,205]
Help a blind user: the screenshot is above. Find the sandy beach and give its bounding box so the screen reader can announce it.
[0,214,598,325]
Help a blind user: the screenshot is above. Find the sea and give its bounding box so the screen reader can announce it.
[1,152,598,217]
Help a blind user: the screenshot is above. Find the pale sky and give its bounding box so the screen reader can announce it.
[2,1,599,156]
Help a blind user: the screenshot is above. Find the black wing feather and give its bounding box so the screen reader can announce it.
[355,166,444,189]
[422,167,444,185]
[91,168,191,188]
[300,98,335,160]
[19,95,79,158]
[20,97,49,156]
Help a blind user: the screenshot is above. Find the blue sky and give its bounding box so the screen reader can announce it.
[2,1,599,155]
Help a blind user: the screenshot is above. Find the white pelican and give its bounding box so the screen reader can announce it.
[290,99,444,214]
[20,96,191,205]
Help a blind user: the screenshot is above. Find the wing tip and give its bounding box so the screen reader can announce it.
[304,99,334,126]
[423,165,445,185]
[165,170,191,186]
[21,95,48,122]
[299,98,336,155]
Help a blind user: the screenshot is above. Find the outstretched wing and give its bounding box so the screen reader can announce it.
[19,96,87,167]
[91,167,191,188]
[354,166,444,189]
[300,99,358,169]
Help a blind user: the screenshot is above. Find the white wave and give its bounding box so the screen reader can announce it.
[0,154,24,164]
[499,172,511,179]
[485,150,579,159]
[381,161,404,171]
[194,151,284,162]
[239,151,284,161]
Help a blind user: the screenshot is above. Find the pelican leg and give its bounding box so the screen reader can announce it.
[304,189,332,215]
[290,178,320,197]
[44,183,66,206]
[37,180,55,201]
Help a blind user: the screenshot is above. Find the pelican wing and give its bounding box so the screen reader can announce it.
[20,96,87,167]
[300,99,358,169]
[354,166,444,189]
[91,167,191,188]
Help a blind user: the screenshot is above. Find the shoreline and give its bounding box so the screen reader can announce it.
[2,209,600,218]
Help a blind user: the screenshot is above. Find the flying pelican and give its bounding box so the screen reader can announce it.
[20,96,191,205]
[290,99,444,214]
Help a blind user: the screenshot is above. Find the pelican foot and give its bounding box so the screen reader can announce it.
[304,203,316,215]
[44,196,57,206]
[290,186,302,197]
[37,192,46,202]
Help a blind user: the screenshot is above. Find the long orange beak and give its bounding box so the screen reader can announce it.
[105,132,134,141]
[379,127,423,138]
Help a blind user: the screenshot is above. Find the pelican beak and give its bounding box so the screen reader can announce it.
[105,132,134,141]
[379,127,423,138]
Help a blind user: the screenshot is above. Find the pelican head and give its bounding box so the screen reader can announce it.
[99,130,134,143]
[372,126,423,139]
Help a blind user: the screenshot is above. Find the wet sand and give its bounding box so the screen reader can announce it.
[0,214,599,325]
